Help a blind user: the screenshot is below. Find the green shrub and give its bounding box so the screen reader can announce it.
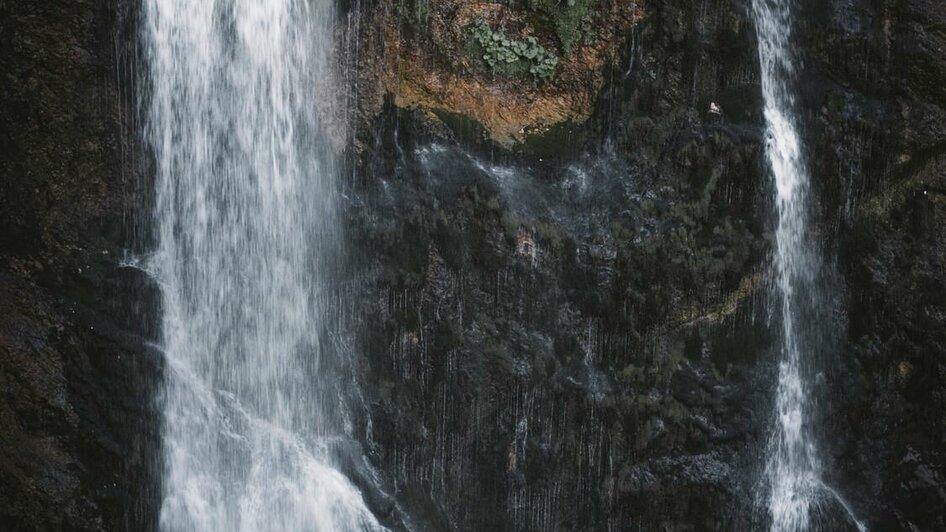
[528,0,597,52]
[468,20,559,82]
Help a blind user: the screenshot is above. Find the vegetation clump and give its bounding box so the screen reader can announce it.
[409,0,429,24]
[468,20,559,82]
[528,0,598,52]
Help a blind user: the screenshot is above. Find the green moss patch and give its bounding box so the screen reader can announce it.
[528,0,598,53]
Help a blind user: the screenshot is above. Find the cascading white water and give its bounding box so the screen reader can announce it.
[142,1,382,530]
[751,2,868,531]
[751,0,822,530]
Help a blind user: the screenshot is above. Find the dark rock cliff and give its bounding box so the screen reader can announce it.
[0,1,160,530]
[341,0,768,529]
[342,0,945,529]
[797,0,946,529]
[342,1,770,529]
[0,0,942,530]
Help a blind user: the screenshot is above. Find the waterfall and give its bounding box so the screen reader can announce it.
[752,0,820,527]
[141,1,382,530]
[752,1,864,531]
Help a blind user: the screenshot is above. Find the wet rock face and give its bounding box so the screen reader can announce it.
[0,0,942,530]
[344,0,946,530]
[344,0,774,529]
[796,0,946,529]
[0,0,160,530]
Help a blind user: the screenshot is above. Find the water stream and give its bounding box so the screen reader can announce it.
[751,1,864,530]
[141,1,382,530]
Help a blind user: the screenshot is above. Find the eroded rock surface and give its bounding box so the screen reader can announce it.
[0,1,160,530]
[342,0,946,529]
[343,0,644,146]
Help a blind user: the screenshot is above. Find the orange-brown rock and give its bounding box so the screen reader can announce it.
[346,0,644,146]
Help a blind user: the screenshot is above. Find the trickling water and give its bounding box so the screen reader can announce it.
[142,1,381,530]
[752,2,863,531]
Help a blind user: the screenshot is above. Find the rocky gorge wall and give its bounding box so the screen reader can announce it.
[797,1,946,528]
[340,1,769,529]
[340,0,945,529]
[0,1,159,530]
[0,0,942,530]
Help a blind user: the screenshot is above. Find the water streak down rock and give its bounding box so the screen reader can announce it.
[752,1,863,530]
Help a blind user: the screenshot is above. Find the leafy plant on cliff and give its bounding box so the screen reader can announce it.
[468,20,559,82]
[528,0,598,52]
[395,0,430,28]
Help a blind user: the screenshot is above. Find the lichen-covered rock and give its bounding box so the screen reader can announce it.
[341,0,644,146]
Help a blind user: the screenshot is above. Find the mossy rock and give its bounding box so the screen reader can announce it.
[516,120,586,161]
[431,108,489,144]
[528,0,598,53]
